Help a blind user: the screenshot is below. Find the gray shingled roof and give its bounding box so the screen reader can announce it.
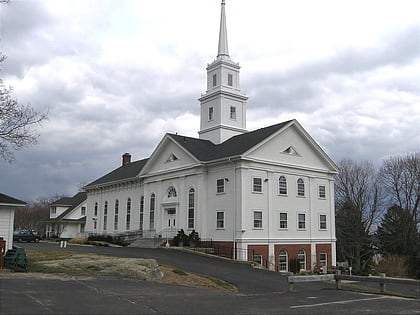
[48,192,87,223]
[0,193,27,205]
[85,158,148,187]
[85,120,292,187]
[170,120,292,161]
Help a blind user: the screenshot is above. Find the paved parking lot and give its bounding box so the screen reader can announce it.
[1,242,418,314]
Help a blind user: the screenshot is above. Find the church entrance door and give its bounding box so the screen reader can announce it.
[165,207,176,229]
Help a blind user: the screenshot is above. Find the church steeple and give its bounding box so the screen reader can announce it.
[198,0,248,144]
[217,0,229,58]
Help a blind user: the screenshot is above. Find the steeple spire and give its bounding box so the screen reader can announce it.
[217,0,229,58]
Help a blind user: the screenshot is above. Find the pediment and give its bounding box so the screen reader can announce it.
[244,121,338,173]
[140,135,200,176]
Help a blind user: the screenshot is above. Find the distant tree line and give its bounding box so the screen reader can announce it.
[335,152,420,278]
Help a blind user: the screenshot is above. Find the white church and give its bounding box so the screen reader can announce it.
[84,1,339,272]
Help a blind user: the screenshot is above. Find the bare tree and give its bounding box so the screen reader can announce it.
[335,159,384,231]
[379,153,420,221]
[0,54,47,162]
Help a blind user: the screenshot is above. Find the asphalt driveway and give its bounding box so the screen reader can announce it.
[1,242,417,314]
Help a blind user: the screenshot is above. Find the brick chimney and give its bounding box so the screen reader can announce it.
[122,153,131,166]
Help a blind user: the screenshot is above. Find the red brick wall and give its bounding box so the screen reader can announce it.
[274,244,311,272]
[212,241,234,258]
[315,244,332,267]
[247,245,269,268]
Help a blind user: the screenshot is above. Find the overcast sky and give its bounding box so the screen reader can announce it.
[1,0,419,202]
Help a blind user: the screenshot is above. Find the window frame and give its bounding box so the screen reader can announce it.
[279,212,288,229]
[252,177,263,193]
[216,178,225,194]
[81,206,86,216]
[279,249,288,272]
[94,202,98,217]
[319,252,328,267]
[114,199,119,230]
[318,185,326,199]
[298,249,307,270]
[278,176,287,195]
[216,211,225,229]
[253,210,263,229]
[188,188,195,229]
[297,178,305,197]
[298,213,306,230]
[103,201,108,231]
[227,73,233,86]
[149,193,156,230]
[212,74,217,87]
[126,198,131,230]
[139,196,144,230]
[230,106,236,120]
[208,106,214,121]
[319,214,327,230]
[253,254,263,265]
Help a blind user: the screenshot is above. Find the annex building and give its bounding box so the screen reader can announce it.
[84,1,338,272]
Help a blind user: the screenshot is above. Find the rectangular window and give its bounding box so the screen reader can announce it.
[216,179,225,194]
[252,177,262,193]
[94,203,98,216]
[319,185,326,198]
[279,212,288,229]
[278,176,287,195]
[81,206,86,216]
[253,254,263,265]
[298,213,306,229]
[139,196,144,230]
[93,221,97,230]
[230,106,236,120]
[80,223,85,233]
[212,74,217,87]
[228,73,233,86]
[208,106,214,121]
[51,207,56,215]
[253,211,263,228]
[188,189,195,229]
[150,194,155,230]
[216,211,224,229]
[320,253,328,267]
[319,214,327,230]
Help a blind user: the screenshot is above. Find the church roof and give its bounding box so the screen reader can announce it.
[85,120,293,188]
[85,158,148,188]
[169,120,293,161]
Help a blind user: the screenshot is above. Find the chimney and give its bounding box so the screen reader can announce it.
[122,153,131,166]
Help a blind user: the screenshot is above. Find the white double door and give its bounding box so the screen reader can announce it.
[165,207,176,229]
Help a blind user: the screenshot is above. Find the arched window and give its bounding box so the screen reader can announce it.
[279,176,287,195]
[279,249,288,271]
[139,196,144,230]
[103,201,108,230]
[150,193,155,230]
[114,199,119,230]
[298,249,306,270]
[297,178,305,196]
[126,198,131,230]
[188,188,195,229]
[168,186,177,198]
[94,202,98,216]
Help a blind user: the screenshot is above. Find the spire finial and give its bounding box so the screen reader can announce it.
[217,0,229,58]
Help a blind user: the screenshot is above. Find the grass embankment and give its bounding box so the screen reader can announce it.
[24,250,237,292]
